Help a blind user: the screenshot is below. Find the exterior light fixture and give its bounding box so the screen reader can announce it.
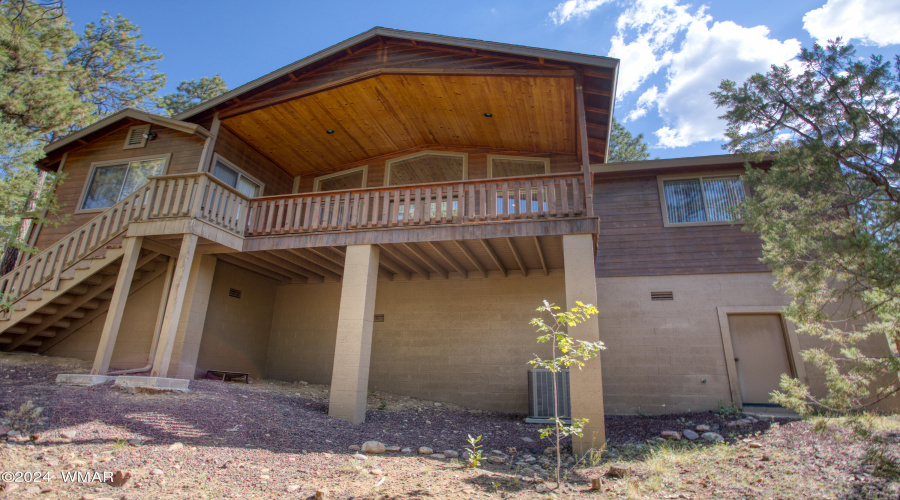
[483,113,493,118]
[326,130,335,134]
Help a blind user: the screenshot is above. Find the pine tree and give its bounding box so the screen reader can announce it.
[608,118,651,163]
[158,74,228,117]
[712,41,900,413]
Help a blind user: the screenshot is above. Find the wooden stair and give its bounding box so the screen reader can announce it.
[0,244,166,352]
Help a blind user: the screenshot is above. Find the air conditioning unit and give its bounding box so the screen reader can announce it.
[526,369,572,424]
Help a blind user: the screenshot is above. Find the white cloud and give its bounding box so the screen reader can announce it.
[608,0,700,96]
[626,86,659,121]
[804,0,900,46]
[653,20,801,147]
[549,0,612,25]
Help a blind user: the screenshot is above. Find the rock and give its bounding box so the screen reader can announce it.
[150,468,164,476]
[489,456,505,464]
[128,439,143,446]
[543,446,557,456]
[535,484,548,493]
[78,495,94,500]
[442,450,459,459]
[24,486,41,494]
[566,456,576,464]
[749,442,763,449]
[352,453,368,460]
[286,485,301,492]
[683,429,700,441]
[106,470,132,487]
[726,420,749,428]
[521,436,534,443]
[260,475,270,480]
[695,424,711,433]
[370,468,384,475]
[167,442,183,451]
[385,445,401,452]
[362,441,386,454]
[591,477,602,490]
[711,424,721,432]
[701,432,724,442]
[7,430,21,437]
[661,431,682,441]
[60,430,77,440]
[348,444,360,451]
[606,463,630,478]
[400,447,412,453]
[315,488,328,500]
[430,453,446,459]
[418,446,433,455]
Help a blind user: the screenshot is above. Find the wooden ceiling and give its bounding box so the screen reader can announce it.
[224,73,577,177]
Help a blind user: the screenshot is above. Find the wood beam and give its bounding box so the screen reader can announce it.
[227,253,304,282]
[453,241,487,279]
[306,247,346,267]
[377,245,429,279]
[533,237,549,276]
[253,251,325,281]
[480,240,507,277]
[220,67,576,119]
[575,71,595,216]
[376,254,411,281]
[426,241,467,279]
[281,248,343,280]
[36,262,167,354]
[506,238,527,277]
[217,254,291,283]
[401,243,448,279]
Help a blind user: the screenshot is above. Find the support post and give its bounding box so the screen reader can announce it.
[173,255,217,379]
[328,244,380,424]
[575,71,594,217]
[150,234,198,377]
[91,236,143,375]
[563,233,605,454]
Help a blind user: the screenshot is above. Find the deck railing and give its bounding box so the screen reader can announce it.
[246,172,585,237]
[0,173,246,300]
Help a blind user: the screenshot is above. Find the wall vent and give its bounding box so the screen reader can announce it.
[374,314,385,322]
[525,369,571,424]
[123,124,150,149]
[651,291,674,301]
[228,288,242,299]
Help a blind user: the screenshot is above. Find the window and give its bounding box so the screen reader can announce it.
[488,155,549,178]
[488,155,550,214]
[385,152,467,186]
[80,156,168,210]
[211,155,263,197]
[659,174,746,225]
[385,152,467,220]
[314,166,367,192]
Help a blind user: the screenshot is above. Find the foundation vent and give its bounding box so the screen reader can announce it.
[228,288,242,299]
[374,314,385,322]
[651,291,674,301]
[525,369,571,424]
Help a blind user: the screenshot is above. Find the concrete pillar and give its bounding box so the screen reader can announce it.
[171,254,217,379]
[328,244,379,424]
[91,236,143,375]
[562,233,605,454]
[151,234,198,377]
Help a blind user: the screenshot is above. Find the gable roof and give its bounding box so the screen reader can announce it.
[175,26,620,122]
[44,108,212,158]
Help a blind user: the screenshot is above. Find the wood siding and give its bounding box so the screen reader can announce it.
[593,173,768,277]
[296,150,580,193]
[34,122,205,251]
[210,126,293,196]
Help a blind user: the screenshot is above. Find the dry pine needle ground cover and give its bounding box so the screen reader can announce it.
[0,352,898,499]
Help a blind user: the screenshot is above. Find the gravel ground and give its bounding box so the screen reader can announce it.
[1,352,897,499]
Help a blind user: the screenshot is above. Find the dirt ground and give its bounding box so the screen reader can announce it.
[0,352,898,499]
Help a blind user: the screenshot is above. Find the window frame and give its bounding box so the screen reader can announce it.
[486,154,550,178]
[384,151,468,186]
[313,165,368,192]
[76,153,172,214]
[657,171,748,228]
[210,153,265,198]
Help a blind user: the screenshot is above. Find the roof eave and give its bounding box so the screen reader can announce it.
[174,26,620,122]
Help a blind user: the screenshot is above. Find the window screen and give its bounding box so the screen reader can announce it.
[663,176,744,224]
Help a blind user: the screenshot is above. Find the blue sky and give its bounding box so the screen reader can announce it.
[66,0,900,159]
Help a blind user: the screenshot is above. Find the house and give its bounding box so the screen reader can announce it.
[0,28,894,452]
